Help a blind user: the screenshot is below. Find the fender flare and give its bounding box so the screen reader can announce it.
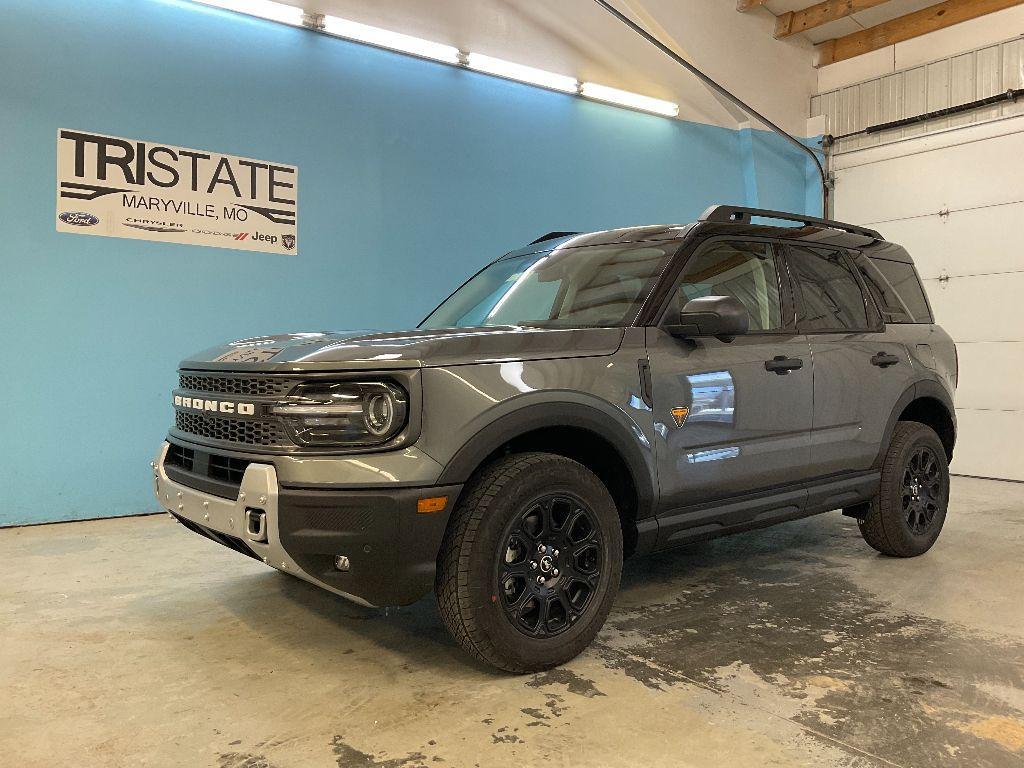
[875,377,957,465]
[435,395,658,519]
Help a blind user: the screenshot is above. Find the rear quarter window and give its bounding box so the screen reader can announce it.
[861,256,933,324]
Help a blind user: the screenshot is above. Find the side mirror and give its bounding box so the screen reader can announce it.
[666,295,749,342]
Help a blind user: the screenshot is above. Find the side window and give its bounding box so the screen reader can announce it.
[671,241,782,332]
[871,257,933,323]
[787,245,870,332]
[857,255,913,324]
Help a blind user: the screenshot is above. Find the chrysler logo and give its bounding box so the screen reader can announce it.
[173,394,255,416]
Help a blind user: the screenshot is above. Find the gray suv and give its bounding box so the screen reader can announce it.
[153,205,956,672]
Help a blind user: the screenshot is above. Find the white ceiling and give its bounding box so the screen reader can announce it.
[760,0,940,44]
[265,0,819,135]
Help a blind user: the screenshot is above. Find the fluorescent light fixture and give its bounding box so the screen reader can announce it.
[191,0,304,26]
[580,82,678,117]
[467,53,577,94]
[323,16,460,64]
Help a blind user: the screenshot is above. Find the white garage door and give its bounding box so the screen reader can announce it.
[831,121,1024,481]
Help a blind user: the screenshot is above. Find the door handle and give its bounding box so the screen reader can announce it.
[765,355,803,375]
[871,352,900,368]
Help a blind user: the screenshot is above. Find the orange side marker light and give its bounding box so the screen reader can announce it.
[417,496,448,514]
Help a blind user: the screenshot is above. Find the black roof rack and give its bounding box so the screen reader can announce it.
[529,231,580,245]
[699,205,881,240]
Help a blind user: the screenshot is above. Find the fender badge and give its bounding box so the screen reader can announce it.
[671,406,690,428]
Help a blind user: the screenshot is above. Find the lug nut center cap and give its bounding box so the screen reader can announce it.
[539,555,553,573]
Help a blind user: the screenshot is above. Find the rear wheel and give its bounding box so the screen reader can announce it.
[436,452,622,673]
[858,421,949,557]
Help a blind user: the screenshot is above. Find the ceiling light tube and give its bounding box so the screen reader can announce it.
[580,82,678,117]
[323,16,460,64]
[191,0,305,26]
[467,53,578,94]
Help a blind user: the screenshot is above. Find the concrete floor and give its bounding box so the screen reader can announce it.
[2,476,1023,768]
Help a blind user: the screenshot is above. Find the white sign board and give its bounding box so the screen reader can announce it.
[56,129,298,255]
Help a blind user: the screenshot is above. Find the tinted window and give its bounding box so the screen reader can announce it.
[671,241,782,331]
[787,245,870,331]
[871,258,933,323]
[857,256,912,323]
[420,243,675,329]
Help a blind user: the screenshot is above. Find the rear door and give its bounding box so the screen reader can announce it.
[646,239,814,521]
[784,244,917,476]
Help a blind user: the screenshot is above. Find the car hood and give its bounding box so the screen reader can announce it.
[179,326,625,372]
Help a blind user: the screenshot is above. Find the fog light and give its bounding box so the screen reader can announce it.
[334,555,351,572]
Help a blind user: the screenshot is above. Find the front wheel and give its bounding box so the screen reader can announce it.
[858,421,950,557]
[436,452,623,673]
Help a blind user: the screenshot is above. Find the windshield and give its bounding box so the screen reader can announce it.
[420,242,677,329]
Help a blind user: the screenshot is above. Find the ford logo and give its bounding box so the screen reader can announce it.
[59,211,99,227]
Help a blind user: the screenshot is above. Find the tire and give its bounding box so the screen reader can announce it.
[436,452,623,673]
[858,421,950,557]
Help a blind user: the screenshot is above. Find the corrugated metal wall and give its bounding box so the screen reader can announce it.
[811,37,1024,153]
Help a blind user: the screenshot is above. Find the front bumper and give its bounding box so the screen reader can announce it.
[153,442,461,607]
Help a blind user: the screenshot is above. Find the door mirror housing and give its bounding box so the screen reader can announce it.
[665,295,749,342]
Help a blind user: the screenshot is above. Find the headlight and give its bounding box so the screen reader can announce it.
[272,381,408,447]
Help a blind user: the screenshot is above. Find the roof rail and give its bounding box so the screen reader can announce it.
[698,205,881,240]
[529,231,580,245]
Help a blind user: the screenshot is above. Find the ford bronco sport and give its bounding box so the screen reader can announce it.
[153,205,956,672]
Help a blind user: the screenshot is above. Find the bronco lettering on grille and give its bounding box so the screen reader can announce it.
[173,394,255,416]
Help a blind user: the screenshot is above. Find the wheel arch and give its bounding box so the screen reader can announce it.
[436,400,657,557]
[878,379,956,464]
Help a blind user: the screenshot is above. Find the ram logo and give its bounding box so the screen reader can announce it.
[173,394,255,416]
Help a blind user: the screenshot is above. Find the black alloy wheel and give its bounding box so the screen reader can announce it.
[497,494,604,638]
[902,445,942,535]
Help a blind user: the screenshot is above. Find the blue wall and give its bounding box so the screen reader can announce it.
[739,127,826,217]
[0,0,812,525]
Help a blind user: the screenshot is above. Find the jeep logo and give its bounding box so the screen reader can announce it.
[173,394,255,416]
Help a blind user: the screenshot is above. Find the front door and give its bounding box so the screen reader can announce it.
[646,239,814,536]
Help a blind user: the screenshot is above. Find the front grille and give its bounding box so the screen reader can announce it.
[175,411,287,446]
[164,442,255,499]
[209,452,250,485]
[173,371,298,450]
[163,444,253,499]
[166,442,195,472]
[178,373,295,397]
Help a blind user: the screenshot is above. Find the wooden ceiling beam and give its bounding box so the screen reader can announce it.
[775,0,894,39]
[815,0,1024,67]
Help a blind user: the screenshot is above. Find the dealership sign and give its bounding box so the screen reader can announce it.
[56,129,298,255]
